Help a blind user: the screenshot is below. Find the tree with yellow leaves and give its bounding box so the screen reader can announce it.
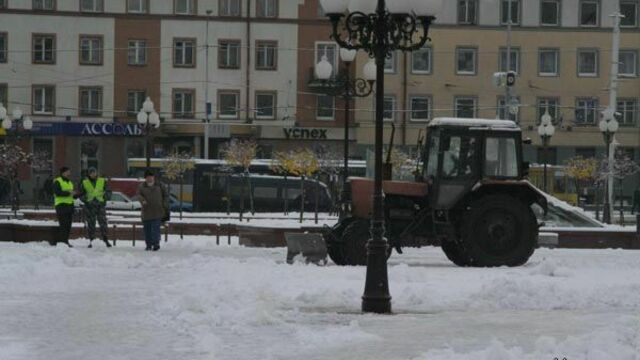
[270,150,297,215]
[162,151,194,220]
[222,138,258,219]
[565,156,599,207]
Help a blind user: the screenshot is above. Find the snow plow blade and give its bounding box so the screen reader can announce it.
[284,233,328,265]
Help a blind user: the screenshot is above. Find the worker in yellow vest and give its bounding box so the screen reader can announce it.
[79,167,112,248]
[52,167,77,247]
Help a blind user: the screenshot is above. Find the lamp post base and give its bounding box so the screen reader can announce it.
[361,232,392,314]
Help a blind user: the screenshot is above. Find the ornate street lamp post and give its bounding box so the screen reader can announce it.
[314,51,376,216]
[319,0,441,314]
[0,104,33,216]
[599,108,619,224]
[137,97,161,170]
[537,110,555,194]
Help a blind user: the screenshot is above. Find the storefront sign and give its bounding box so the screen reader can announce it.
[29,122,144,137]
[283,127,328,140]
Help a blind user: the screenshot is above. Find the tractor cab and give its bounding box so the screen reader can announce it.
[424,117,525,212]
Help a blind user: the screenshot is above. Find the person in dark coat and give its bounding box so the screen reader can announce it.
[52,167,78,247]
[137,170,168,251]
[78,167,112,248]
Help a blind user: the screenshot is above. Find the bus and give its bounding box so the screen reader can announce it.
[528,165,578,205]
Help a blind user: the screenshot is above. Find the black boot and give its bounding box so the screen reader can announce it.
[88,239,93,248]
[145,244,152,251]
[103,238,112,248]
[65,242,73,248]
[152,244,160,251]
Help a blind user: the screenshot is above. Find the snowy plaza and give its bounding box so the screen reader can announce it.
[1,237,639,360]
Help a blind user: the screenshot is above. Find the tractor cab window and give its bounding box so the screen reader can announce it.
[441,135,478,179]
[484,137,518,178]
[425,133,439,180]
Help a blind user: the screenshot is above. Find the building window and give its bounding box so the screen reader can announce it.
[173,38,195,67]
[0,84,7,107]
[410,96,431,122]
[33,34,56,64]
[79,36,103,65]
[579,0,599,27]
[621,1,638,27]
[617,99,637,126]
[256,41,277,70]
[316,95,334,120]
[33,138,54,176]
[577,49,598,77]
[127,0,148,13]
[315,42,337,77]
[538,48,559,76]
[174,0,196,15]
[127,90,146,116]
[80,0,103,12]
[537,97,560,124]
[173,89,195,118]
[383,95,396,122]
[619,50,637,77]
[33,0,55,10]
[256,0,277,18]
[501,0,520,25]
[219,0,241,16]
[575,98,598,125]
[128,40,147,66]
[32,85,55,115]
[411,46,431,74]
[497,96,520,122]
[384,52,396,73]
[457,0,477,25]
[218,40,240,69]
[499,47,519,73]
[255,92,276,120]
[218,91,240,119]
[79,87,103,116]
[540,0,560,26]
[80,140,100,175]
[456,47,476,75]
[0,33,6,63]
[455,97,477,118]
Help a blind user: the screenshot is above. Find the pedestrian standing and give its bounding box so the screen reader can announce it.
[52,167,77,247]
[137,170,168,251]
[79,167,112,248]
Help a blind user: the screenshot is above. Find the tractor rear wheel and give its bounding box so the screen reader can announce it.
[440,239,471,267]
[333,220,393,266]
[460,195,537,267]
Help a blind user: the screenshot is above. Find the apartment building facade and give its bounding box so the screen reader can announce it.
[352,0,639,193]
[0,0,348,194]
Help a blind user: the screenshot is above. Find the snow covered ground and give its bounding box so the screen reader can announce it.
[1,237,639,360]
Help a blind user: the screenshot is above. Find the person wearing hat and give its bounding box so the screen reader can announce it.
[52,166,78,247]
[79,167,112,248]
[136,170,168,251]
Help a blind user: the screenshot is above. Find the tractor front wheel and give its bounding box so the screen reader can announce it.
[460,195,537,267]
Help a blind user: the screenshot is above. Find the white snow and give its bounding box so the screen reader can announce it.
[1,238,639,360]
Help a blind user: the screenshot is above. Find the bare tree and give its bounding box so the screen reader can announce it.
[598,149,640,224]
[0,144,33,216]
[162,151,194,220]
[222,138,258,220]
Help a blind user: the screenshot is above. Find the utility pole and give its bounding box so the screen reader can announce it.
[604,10,623,223]
[204,10,212,159]
[504,0,512,120]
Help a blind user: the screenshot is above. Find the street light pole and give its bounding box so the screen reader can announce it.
[537,110,555,194]
[321,0,440,314]
[137,97,160,170]
[315,51,375,217]
[204,9,213,160]
[600,108,619,224]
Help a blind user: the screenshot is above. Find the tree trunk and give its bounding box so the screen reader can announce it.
[283,175,288,215]
[314,174,319,224]
[179,175,184,221]
[246,170,254,217]
[619,179,624,225]
[299,175,305,223]
[239,172,245,222]
[226,174,231,215]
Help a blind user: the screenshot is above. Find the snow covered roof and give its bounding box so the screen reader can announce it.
[429,117,519,129]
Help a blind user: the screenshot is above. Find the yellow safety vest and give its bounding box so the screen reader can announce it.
[82,178,106,203]
[54,177,74,206]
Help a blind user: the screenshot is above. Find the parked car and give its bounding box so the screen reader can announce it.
[75,191,142,211]
[170,194,193,212]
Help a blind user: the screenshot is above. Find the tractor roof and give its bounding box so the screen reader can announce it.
[429,117,520,130]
